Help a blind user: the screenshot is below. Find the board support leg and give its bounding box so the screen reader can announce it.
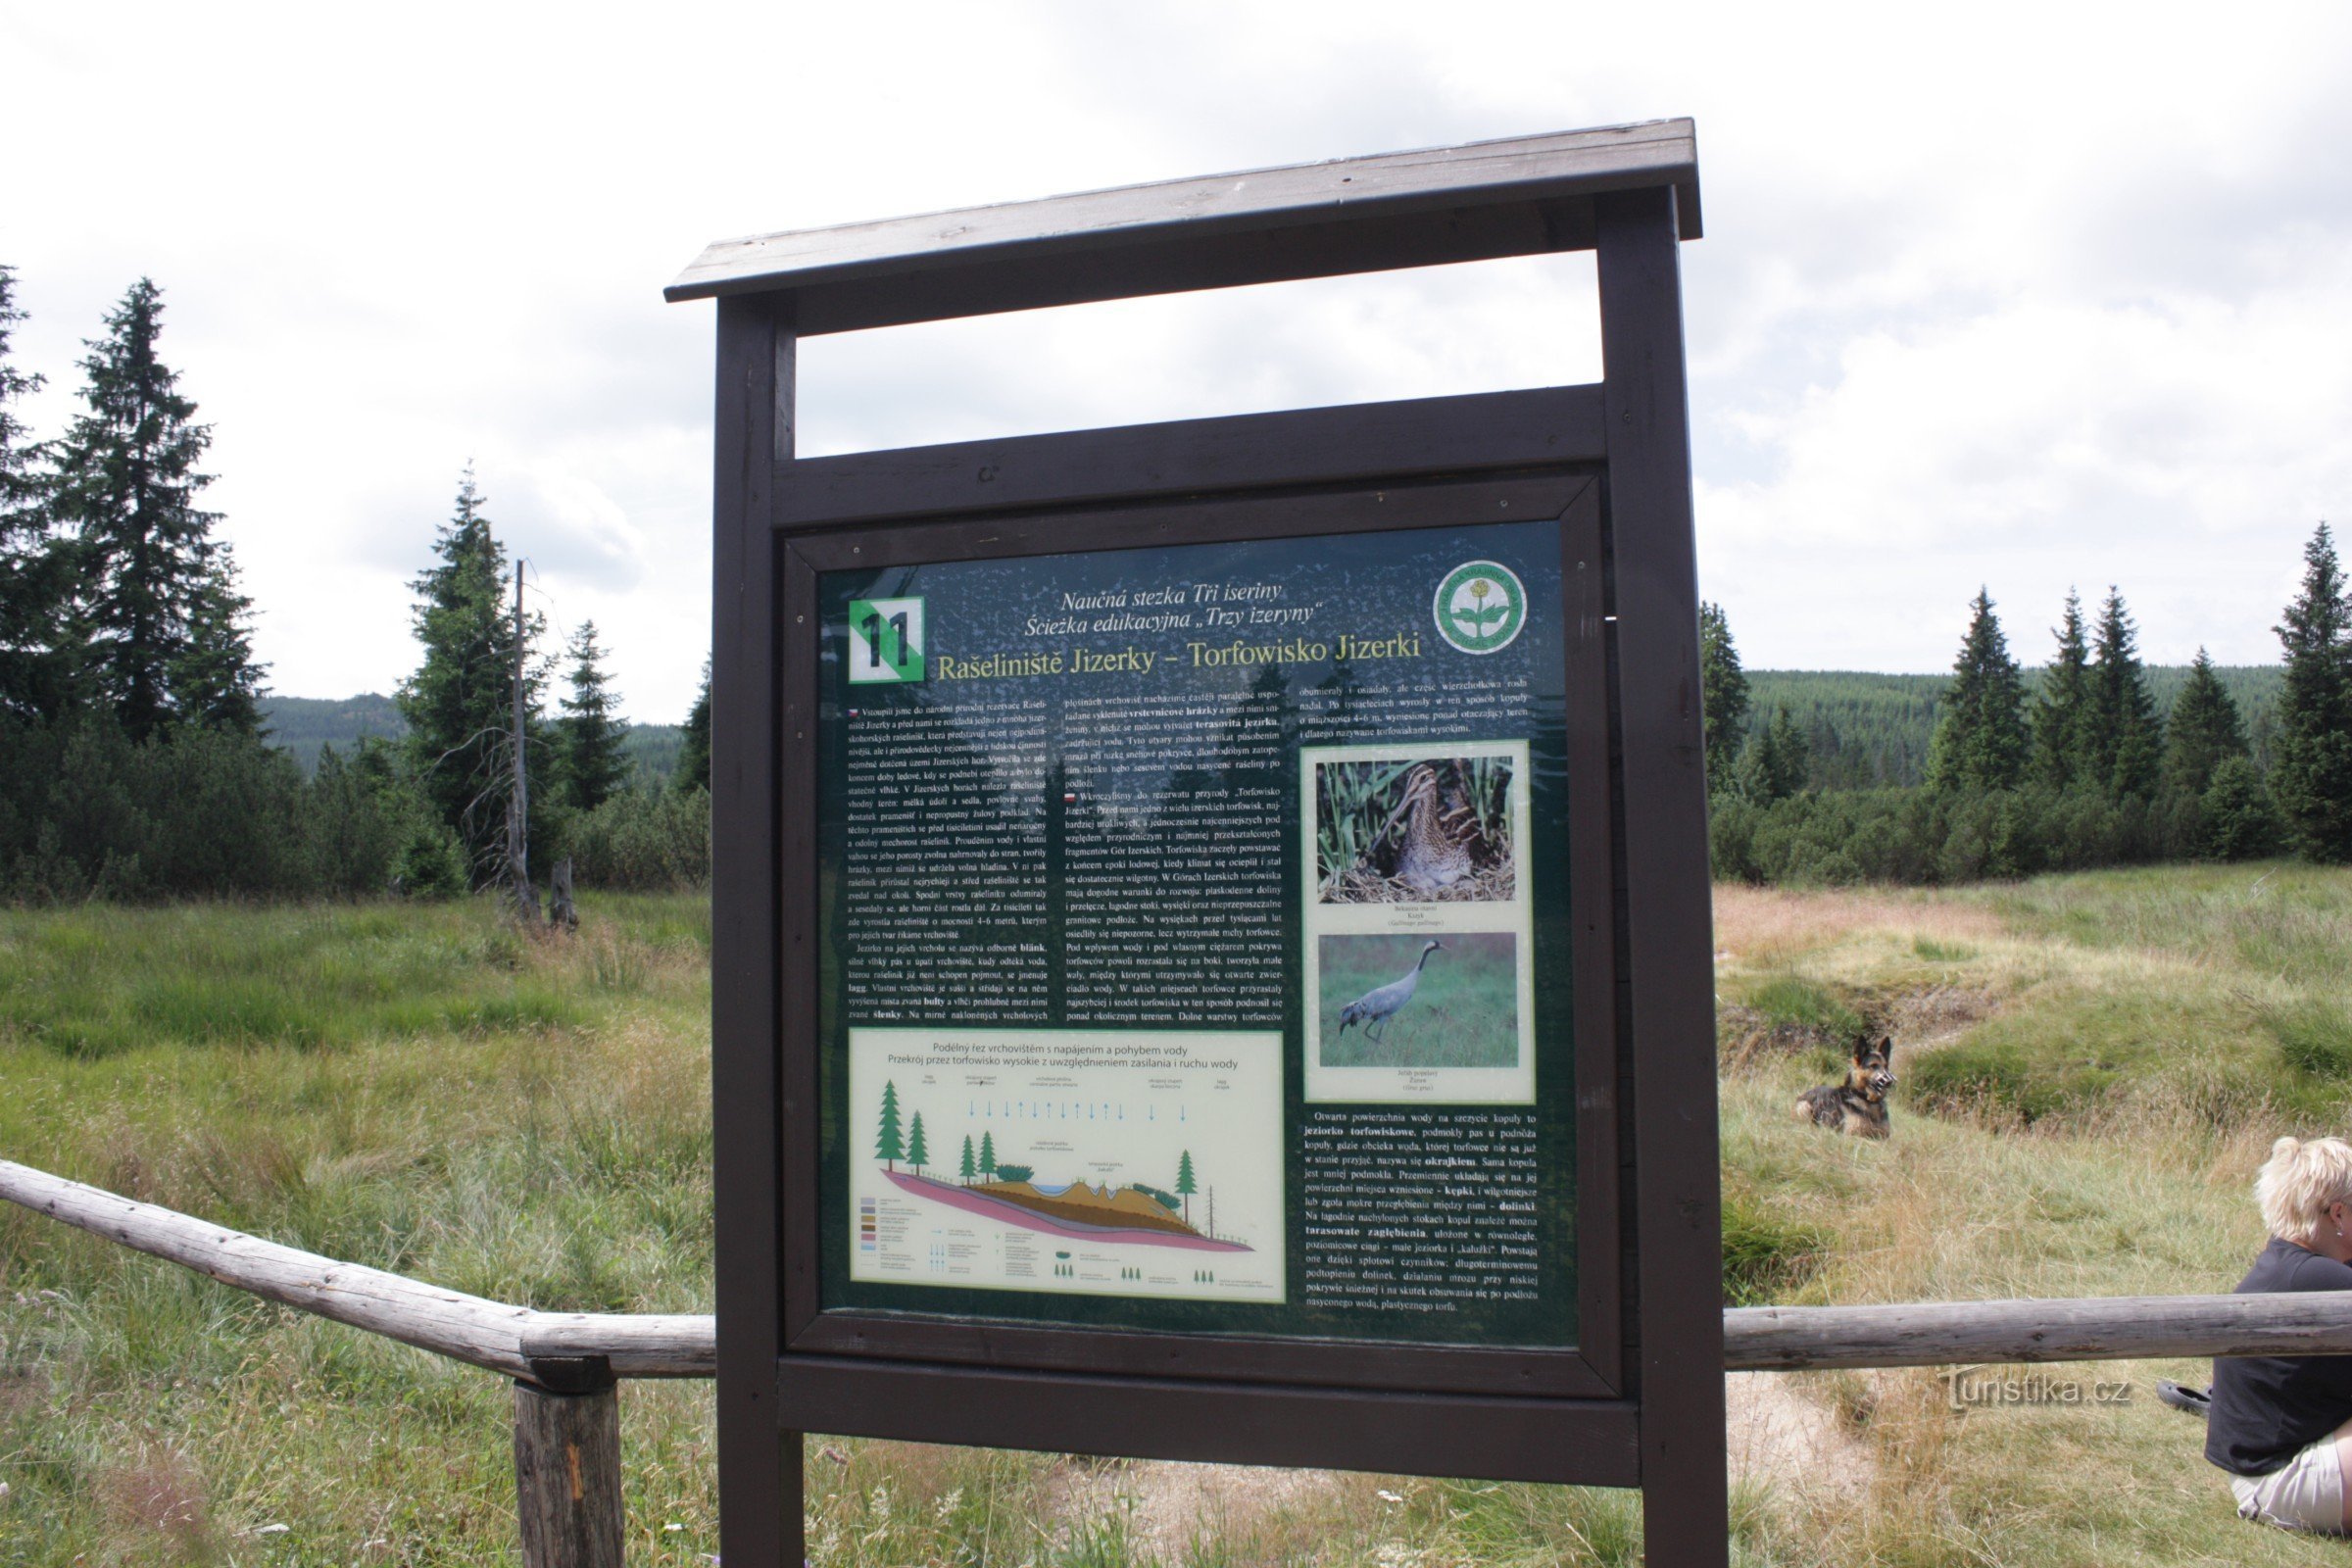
[1597,181,1730,1568]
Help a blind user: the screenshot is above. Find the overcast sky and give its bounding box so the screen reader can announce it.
[6,2,2348,721]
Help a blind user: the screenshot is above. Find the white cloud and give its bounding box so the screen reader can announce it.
[4,0,2349,716]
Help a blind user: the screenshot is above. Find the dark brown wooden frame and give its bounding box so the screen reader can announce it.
[781,467,1619,1403]
[690,124,1723,1568]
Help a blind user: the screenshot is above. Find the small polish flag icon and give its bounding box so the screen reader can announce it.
[1062,793,1077,805]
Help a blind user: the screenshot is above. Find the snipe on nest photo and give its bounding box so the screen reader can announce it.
[1314,756,1516,904]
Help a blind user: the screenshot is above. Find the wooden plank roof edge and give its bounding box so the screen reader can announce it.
[664,118,1698,304]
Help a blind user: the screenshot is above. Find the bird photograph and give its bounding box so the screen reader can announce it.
[1315,756,1516,904]
[1318,932,1519,1070]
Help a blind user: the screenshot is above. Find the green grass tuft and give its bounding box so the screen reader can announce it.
[1721,1190,1831,1306]
[1743,973,1865,1041]
[2265,1000,2352,1079]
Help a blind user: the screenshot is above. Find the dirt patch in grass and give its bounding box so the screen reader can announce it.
[1884,983,2001,1054]
[96,1443,216,1563]
[1726,1373,1878,1501]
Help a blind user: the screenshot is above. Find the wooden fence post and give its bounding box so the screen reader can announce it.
[514,1363,623,1568]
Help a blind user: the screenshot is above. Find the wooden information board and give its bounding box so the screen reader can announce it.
[670,120,1726,1567]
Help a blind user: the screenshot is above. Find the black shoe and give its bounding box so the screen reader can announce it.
[2156,1380,2212,1419]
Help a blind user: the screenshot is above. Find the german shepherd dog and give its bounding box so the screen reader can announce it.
[1794,1036,1895,1139]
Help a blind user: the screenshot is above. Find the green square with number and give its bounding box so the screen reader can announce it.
[847,597,925,683]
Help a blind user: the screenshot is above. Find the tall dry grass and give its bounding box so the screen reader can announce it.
[8,864,2352,1564]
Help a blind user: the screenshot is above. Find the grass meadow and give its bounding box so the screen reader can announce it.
[6,865,2352,1563]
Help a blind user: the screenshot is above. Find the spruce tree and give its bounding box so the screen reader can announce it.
[2164,647,2249,797]
[555,619,630,812]
[170,557,265,732]
[2086,587,2162,797]
[1925,590,2029,792]
[1736,705,1809,803]
[396,469,547,881]
[2030,589,2093,789]
[676,658,711,793]
[0,264,69,721]
[1697,601,1749,790]
[2272,522,2352,861]
[47,278,263,738]
[2202,756,2280,861]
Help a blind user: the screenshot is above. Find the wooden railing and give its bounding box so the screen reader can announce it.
[9,1156,2350,1561]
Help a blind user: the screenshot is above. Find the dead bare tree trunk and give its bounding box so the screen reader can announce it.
[508,563,539,923]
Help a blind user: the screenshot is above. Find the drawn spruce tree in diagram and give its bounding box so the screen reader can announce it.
[867,1083,1248,1253]
[875,1080,904,1172]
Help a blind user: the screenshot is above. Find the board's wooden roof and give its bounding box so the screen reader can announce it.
[665,119,1699,333]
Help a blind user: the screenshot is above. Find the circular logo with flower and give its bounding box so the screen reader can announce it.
[1432,561,1527,655]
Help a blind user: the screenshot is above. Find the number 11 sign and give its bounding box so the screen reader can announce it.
[848,597,925,684]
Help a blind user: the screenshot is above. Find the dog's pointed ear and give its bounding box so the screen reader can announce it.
[1851,1036,1872,1064]
[1880,1035,1894,1061]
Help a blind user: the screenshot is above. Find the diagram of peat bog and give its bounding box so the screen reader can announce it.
[872,1079,1245,1250]
[847,1028,1287,1304]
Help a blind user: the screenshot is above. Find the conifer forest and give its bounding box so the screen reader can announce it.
[0,267,710,901]
[1,261,2344,898]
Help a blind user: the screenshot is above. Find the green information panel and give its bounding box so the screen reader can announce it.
[814,515,1576,1348]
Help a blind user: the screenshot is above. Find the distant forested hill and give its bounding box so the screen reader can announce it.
[261,694,683,785]
[260,695,405,767]
[1740,665,2283,790]
[263,666,2284,796]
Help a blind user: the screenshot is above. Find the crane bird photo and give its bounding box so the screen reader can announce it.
[1336,939,1444,1044]
[1318,932,1520,1070]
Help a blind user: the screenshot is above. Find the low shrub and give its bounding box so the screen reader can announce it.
[1711,781,2212,887]
[563,786,710,891]
[0,719,448,901]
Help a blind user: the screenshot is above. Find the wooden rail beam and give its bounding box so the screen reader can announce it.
[0,1157,542,1381]
[1724,1294,2352,1370]
[521,1312,717,1377]
[20,1155,2352,1384]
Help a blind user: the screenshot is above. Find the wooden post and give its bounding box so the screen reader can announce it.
[1597,181,1728,1568]
[514,1372,623,1568]
[710,291,804,1568]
